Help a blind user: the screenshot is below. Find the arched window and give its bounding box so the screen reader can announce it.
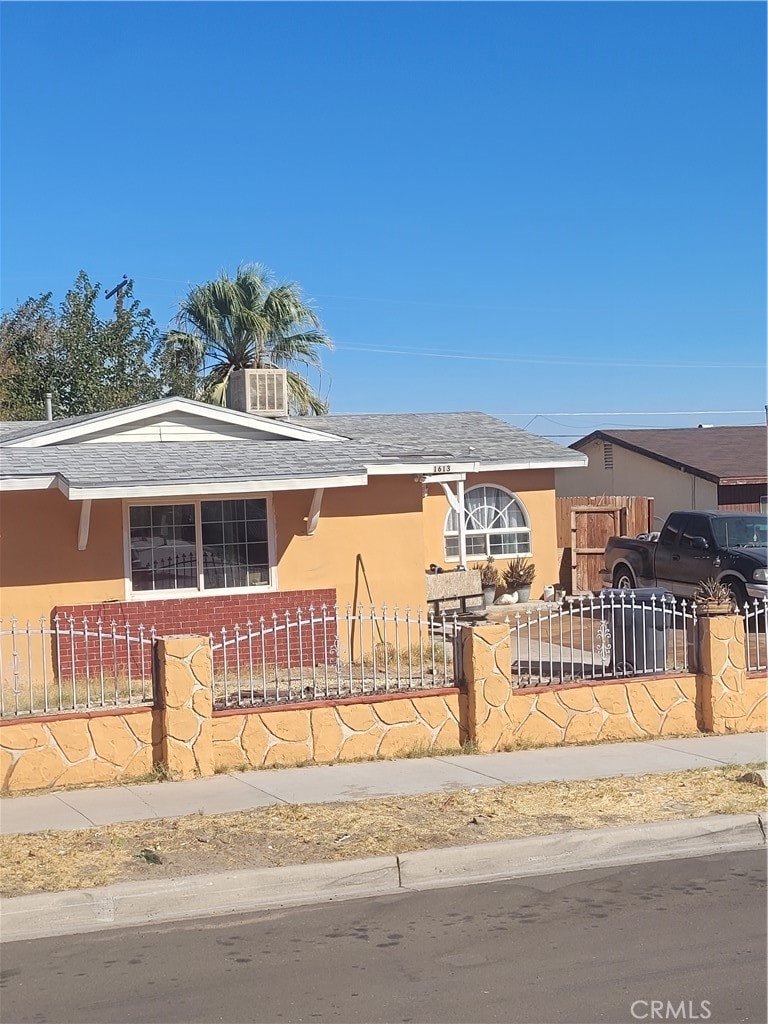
[444,485,532,560]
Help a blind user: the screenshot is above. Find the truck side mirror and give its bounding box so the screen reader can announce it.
[691,536,709,550]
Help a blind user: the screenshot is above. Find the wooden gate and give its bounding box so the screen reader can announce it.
[571,506,626,593]
[556,496,654,594]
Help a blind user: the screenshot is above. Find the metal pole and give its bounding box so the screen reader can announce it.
[456,479,467,569]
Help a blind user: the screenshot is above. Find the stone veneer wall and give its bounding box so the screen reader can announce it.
[742,675,768,733]
[697,614,766,734]
[155,636,215,778]
[461,619,765,752]
[212,691,462,770]
[0,708,155,793]
[2,615,764,793]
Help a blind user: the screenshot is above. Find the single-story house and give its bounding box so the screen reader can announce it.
[0,373,586,639]
[556,426,768,525]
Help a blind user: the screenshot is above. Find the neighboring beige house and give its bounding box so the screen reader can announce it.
[557,426,768,526]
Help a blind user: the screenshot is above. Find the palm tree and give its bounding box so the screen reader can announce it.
[160,264,332,414]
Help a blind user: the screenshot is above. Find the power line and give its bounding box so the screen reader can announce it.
[333,342,764,371]
[494,410,763,417]
[126,279,757,316]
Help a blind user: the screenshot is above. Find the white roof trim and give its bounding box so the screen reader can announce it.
[366,456,588,475]
[0,475,59,491]
[0,454,587,495]
[478,456,588,471]
[59,473,369,500]
[366,461,481,476]
[5,398,346,448]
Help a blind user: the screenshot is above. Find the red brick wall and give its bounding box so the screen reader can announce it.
[53,589,336,677]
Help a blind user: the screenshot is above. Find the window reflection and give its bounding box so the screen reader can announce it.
[129,499,269,592]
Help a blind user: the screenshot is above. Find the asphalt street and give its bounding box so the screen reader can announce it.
[1,850,765,1024]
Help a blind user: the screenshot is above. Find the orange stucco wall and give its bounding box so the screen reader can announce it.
[274,476,428,612]
[1,470,559,623]
[0,490,126,624]
[422,470,559,600]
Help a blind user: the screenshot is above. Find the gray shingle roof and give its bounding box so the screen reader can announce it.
[0,420,46,440]
[0,413,97,442]
[0,441,373,488]
[0,403,584,492]
[291,411,577,464]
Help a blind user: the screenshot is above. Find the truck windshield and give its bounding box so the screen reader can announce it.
[710,515,768,548]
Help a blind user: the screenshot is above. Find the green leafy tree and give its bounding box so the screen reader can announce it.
[158,263,333,414]
[0,293,59,419]
[0,272,163,419]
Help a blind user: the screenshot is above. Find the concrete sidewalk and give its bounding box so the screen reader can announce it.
[2,732,765,837]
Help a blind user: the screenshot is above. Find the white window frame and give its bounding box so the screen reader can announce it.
[443,484,533,562]
[122,494,277,600]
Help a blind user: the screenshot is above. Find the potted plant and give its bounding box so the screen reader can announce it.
[475,557,501,606]
[693,578,735,616]
[503,557,536,602]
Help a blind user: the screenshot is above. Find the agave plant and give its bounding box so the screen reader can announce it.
[503,557,536,590]
[475,557,501,587]
[693,578,736,611]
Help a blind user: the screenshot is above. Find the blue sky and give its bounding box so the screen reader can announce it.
[2,1,765,440]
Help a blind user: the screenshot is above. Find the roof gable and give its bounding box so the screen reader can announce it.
[1,398,340,448]
[573,426,768,484]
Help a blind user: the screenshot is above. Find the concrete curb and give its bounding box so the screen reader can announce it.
[397,813,766,890]
[1,814,765,943]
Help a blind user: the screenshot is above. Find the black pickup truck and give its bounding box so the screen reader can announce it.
[601,510,768,607]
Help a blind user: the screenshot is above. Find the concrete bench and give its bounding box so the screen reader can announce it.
[425,569,484,615]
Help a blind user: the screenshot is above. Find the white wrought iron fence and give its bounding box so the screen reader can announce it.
[745,597,768,673]
[507,593,697,688]
[210,604,460,708]
[0,615,156,717]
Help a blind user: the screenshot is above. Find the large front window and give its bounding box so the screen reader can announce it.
[444,486,532,559]
[129,499,270,593]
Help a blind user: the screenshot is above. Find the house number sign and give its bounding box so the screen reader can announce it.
[432,465,452,473]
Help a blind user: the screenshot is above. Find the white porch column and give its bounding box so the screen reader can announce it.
[439,480,468,569]
[456,478,467,569]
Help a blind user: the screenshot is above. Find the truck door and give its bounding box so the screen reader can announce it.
[674,515,719,595]
[653,512,686,590]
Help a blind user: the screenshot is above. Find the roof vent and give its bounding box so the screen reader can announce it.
[603,442,614,470]
[227,369,289,418]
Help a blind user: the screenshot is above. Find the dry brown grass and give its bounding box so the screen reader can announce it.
[1,672,151,718]
[2,762,765,899]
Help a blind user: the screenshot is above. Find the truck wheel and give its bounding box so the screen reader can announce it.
[613,566,636,590]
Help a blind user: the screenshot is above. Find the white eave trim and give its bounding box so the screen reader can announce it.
[366,456,588,475]
[366,461,481,476]
[59,473,369,500]
[5,398,347,447]
[481,456,589,471]
[0,475,59,491]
